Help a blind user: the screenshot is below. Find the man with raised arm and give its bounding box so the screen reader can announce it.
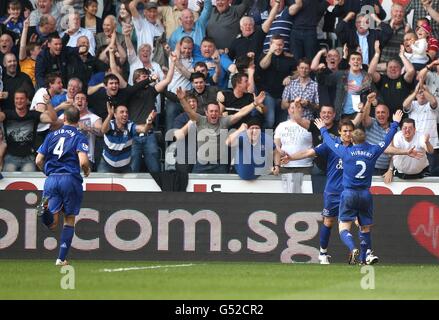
[314,110,403,265]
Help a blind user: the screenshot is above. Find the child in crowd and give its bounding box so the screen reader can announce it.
[404,31,429,71]
[416,19,439,61]
[0,0,24,35]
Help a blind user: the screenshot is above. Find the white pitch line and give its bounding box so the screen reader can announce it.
[99,263,196,273]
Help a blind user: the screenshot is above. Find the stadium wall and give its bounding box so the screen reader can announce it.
[0,191,438,264]
[1,172,439,195]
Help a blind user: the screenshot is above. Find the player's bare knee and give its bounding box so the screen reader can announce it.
[338,221,352,233]
[324,217,336,227]
[49,213,60,230]
[360,225,371,233]
[64,215,76,227]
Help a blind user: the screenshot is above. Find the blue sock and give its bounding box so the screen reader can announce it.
[359,231,371,262]
[319,224,331,253]
[339,230,356,252]
[359,232,368,263]
[366,233,372,251]
[41,210,54,227]
[58,225,74,261]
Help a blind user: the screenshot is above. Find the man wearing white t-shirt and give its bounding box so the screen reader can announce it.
[123,23,164,86]
[56,92,102,170]
[129,0,164,52]
[274,98,313,192]
[30,73,64,148]
[384,118,433,182]
[123,23,164,116]
[403,82,439,175]
[62,12,96,56]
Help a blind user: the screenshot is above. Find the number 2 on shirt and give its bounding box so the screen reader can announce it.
[355,160,366,179]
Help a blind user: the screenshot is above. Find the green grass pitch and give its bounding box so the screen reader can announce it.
[0,260,438,299]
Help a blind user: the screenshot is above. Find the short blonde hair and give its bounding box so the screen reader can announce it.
[352,129,366,144]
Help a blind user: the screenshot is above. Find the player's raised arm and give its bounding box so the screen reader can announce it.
[101,102,115,134]
[374,110,403,159]
[385,109,403,144]
[315,118,345,158]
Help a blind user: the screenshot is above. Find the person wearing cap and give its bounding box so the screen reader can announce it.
[129,0,164,52]
[407,0,439,40]
[415,19,439,61]
[226,117,275,180]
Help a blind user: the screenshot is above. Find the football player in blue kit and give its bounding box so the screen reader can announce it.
[281,119,356,264]
[36,106,90,266]
[314,110,403,264]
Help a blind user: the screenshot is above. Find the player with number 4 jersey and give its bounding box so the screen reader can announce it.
[36,106,90,266]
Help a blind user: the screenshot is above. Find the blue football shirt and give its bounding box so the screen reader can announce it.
[37,125,89,180]
[234,132,275,180]
[320,122,399,189]
[314,138,345,194]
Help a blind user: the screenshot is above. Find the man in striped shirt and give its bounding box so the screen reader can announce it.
[98,102,156,173]
[360,91,395,176]
[262,0,298,54]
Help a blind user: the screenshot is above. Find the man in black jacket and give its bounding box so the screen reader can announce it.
[335,11,392,66]
[1,53,35,110]
[35,33,86,88]
[66,36,108,93]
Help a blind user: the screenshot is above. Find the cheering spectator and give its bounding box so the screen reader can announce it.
[281,58,319,121]
[226,117,275,180]
[1,53,35,111]
[385,118,433,182]
[19,17,41,87]
[0,90,57,172]
[177,87,265,173]
[129,0,164,51]
[159,0,199,39]
[258,34,297,128]
[168,0,212,50]
[35,33,87,88]
[206,0,252,50]
[29,0,62,32]
[62,12,96,56]
[403,82,439,175]
[0,0,24,36]
[335,11,392,65]
[369,40,415,115]
[99,103,156,173]
[193,36,237,89]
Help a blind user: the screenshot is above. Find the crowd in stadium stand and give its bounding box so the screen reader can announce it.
[0,0,439,185]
